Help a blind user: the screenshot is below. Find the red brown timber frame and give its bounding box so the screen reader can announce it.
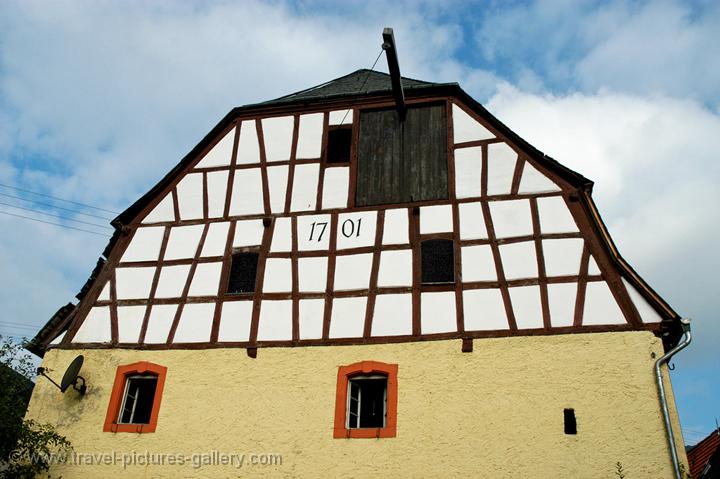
[57,91,678,352]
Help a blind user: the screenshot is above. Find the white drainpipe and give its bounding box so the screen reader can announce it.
[654,318,692,479]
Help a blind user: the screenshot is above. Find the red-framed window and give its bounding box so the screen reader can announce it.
[103,361,167,433]
[333,360,398,439]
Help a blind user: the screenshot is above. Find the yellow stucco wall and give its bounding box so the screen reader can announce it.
[25,331,687,478]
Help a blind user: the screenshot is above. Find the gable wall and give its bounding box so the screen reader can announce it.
[59,95,664,349]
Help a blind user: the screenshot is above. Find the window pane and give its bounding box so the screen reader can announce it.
[228,252,259,294]
[348,377,387,429]
[119,376,158,425]
[422,239,455,284]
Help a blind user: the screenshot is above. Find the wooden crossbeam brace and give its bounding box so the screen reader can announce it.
[382,27,406,121]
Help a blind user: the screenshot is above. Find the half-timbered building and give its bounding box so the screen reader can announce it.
[26,68,690,477]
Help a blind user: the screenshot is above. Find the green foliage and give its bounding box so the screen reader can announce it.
[0,335,71,478]
[615,461,626,478]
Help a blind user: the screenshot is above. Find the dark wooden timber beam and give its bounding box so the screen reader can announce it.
[382,27,406,121]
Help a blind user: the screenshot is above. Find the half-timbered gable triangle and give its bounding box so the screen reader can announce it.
[29,69,682,356]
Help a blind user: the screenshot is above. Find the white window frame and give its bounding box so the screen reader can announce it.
[117,374,157,425]
[346,374,388,429]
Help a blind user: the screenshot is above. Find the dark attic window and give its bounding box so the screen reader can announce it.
[119,375,158,425]
[347,374,388,429]
[421,239,455,284]
[564,408,577,435]
[227,252,259,294]
[356,103,448,206]
[326,126,353,164]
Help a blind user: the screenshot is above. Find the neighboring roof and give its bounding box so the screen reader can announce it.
[688,430,720,479]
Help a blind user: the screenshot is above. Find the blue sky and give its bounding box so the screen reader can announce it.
[0,0,717,445]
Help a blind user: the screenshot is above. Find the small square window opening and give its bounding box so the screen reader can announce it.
[564,408,577,435]
[227,252,259,294]
[347,375,388,429]
[326,126,352,164]
[118,374,158,425]
[421,239,455,284]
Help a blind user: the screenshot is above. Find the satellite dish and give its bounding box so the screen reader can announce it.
[37,355,87,395]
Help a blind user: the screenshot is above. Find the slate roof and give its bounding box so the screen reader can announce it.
[259,69,453,106]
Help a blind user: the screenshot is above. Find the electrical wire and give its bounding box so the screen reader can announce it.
[0,182,119,215]
[0,201,113,230]
[339,48,385,126]
[0,191,113,221]
[0,210,111,237]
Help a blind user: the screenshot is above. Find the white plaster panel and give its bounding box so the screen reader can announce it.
[420,204,453,234]
[154,264,191,299]
[218,300,253,342]
[548,282,577,328]
[489,199,533,238]
[290,163,319,212]
[463,289,508,331]
[518,162,561,194]
[382,208,409,245]
[487,142,517,195]
[176,173,204,220]
[72,307,111,343]
[452,104,494,143]
[296,113,323,159]
[115,267,155,300]
[321,166,349,209]
[49,331,66,345]
[270,217,293,252]
[622,278,663,324]
[165,224,204,260]
[188,262,222,297]
[377,249,413,287]
[298,256,328,292]
[173,302,215,343]
[263,258,292,293]
[499,241,538,280]
[195,127,235,168]
[122,227,165,263]
[461,245,497,282]
[299,299,325,340]
[117,305,146,343]
[543,238,584,277]
[98,281,111,301]
[144,304,178,344]
[257,300,293,341]
[454,146,482,198]
[510,285,544,329]
[297,214,331,251]
[372,293,412,337]
[537,196,578,234]
[234,219,265,247]
[207,170,229,218]
[262,116,294,163]
[458,202,488,240]
[420,292,457,334]
[329,109,353,125]
[588,255,601,275]
[201,222,230,257]
[582,281,626,325]
[267,165,289,214]
[229,168,264,216]
[337,211,376,249]
[143,195,175,223]
[237,120,260,165]
[334,253,372,291]
[329,296,366,338]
